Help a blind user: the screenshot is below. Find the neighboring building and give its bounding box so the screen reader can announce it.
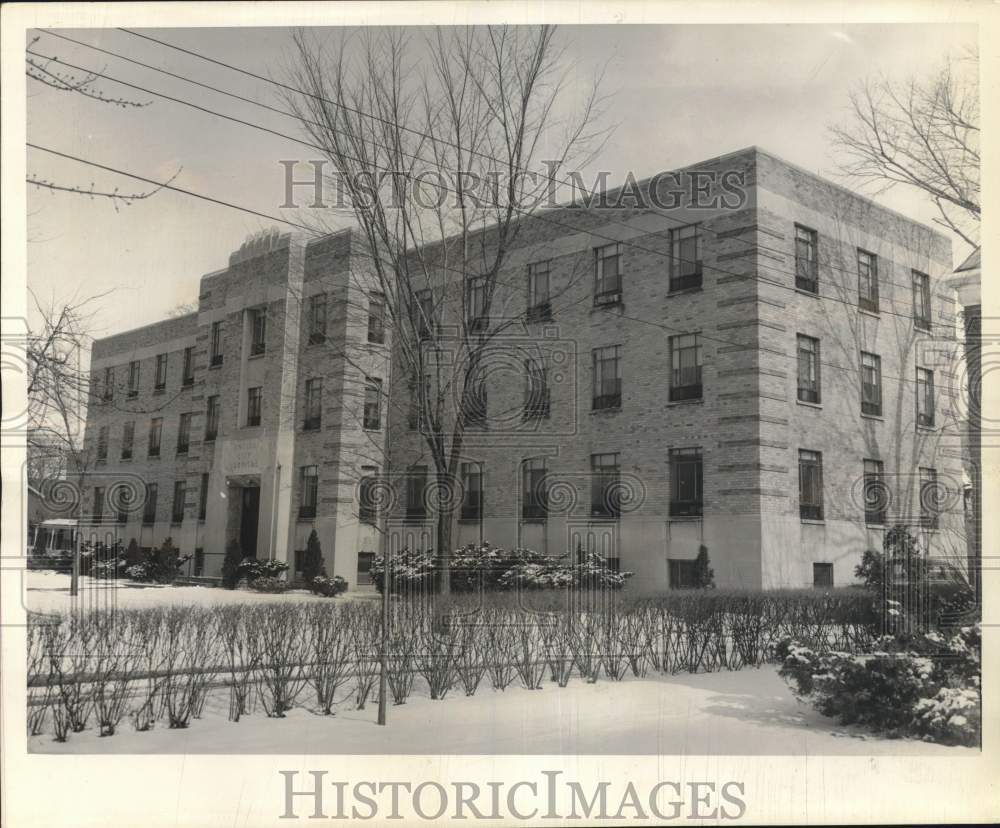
[81,148,966,590]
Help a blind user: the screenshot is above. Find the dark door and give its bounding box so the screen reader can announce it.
[240,486,261,559]
[357,551,375,585]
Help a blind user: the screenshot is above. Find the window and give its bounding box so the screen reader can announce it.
[299,466,318,519]
[860,351,883,416]
[307,294,327,345]
[463,368,488,428]
[121,421,135,460]
[460,462,483,520]
[592,345,622,410]
[524,357,550,419]
[143,483,158,524]
[210,320,224,366]
[670,333,703,401]
[176,412,192,454]
[100,367,113,402]
[527,261,552,321]
[669,559,698,589]
[670,224,703,291]
[522,458,548,520]
[466,277,488,332]
[116,490,129,524]
[594,242,623,305]
[813,563,834,588]
[303,378,323,430]
[912,270,931,331]
[92,487,105,523]
[367,292,385,344]
[796,334,821,404]
[246,387,262,427]
[96,425,109,461]
[148,417,162,458]
[590,452,620,518]
[794,225,818,293]
[406,466,428,520]
[408,373,429,431]
[182,346,195,386]
[205,395,220,441]
[172,480,186,524]
[920,467,939,530]
[128,360,140,397]
[359,466,379,524]
[415,288,435,339]
[798,449,824,521]
[198,472,209,520]
[250,307,267,355]
[363,377,382,430]
[857,249,879,313]
[863,459,887,525]
[670,448,703,517]
[154,354,167,390]
[916,367,935,427]
[194,548,205,577]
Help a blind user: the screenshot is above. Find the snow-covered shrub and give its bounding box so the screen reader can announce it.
[248,576,289,594]
[912,687,981,746]
[309,574,348,597]
[123,538,190,584]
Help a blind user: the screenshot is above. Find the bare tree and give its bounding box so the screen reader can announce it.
[829,48,979,247]
[283,26,608,591]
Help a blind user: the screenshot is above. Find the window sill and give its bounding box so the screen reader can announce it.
[248,352,266,360]
[591,299,623,313]
[668,285,703,297]
[668,513,704,522]
[363,426,382,433]
[147,454,161,460]
[520,517,548,524]
[794,288,820,300]
[181,382,195,390]
[865,523,886,530]
[800,518,826,526]
[153,388,166,395]
[209,361,224,370]
[916,423,936,433]
[914,324,932,335]
[860,413,885,422]
[666,397,704,407]
[590,406,621,415]
[796,399,823,410]
[858,308,881,320]
[127,392,139,400]
[120,456,132,462]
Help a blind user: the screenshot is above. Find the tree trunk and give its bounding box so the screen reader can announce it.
[436,485,454,595]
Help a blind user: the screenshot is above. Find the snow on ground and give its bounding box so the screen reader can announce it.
[29,666,971,756]
[21,570,379,614]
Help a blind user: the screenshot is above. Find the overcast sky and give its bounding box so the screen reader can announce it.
[27,23,977,341]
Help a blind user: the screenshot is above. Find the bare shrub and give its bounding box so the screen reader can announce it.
[305,603,351,715]
[252,604,309,717]
[351,606,380,710]
[215,605,258,722]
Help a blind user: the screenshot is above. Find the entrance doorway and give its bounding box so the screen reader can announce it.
[240,486,261,559]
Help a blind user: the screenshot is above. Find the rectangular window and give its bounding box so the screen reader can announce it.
[148,417,162,458]
[466,277,488,332]
[522,458,548,520]
[592,345,622,410]
[670,448,703,517]
[128,360,140,397]
[250,307,267,355]
[406,466,428,520]
[210,320,224,366]
[864,459,887,525]
[176,412,192,454]
[460,462,483,520]
[363,377,382,430]
[795,224,818,293]
[912,270,932,331]
[798,449,824,521]
[198,472,209,520]
[796,334,821,403]
[670,333,703,401]
[121,421,135,460]
[143,483,157,524]
[813,562,834,588]
[92,486,105,523]
[524,357,550,419]
[367,292,385,344]
[594,242,623,305]
[205,395,220,441]
[590,452,621,518]
[182,346,195,386]
[916,367,935,427]
[359,466,378,525]
[415,288,435,339]
[299,465,318,519]
[246,387,262,427]
[103,367,114,401]
[670,224,703,291]
[194,547,205,576]
[527,261,552,321]
[857,249,879,313]
[669,559,698,589]
[860,351,883,416]
[307,294,327,345]
[96,425,108,461]
[303,378,322,430]
[171,480,186,524]
[154,354,167,390]
[920,467,939,530]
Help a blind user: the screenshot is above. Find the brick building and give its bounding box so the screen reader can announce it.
[81,148,966,590]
